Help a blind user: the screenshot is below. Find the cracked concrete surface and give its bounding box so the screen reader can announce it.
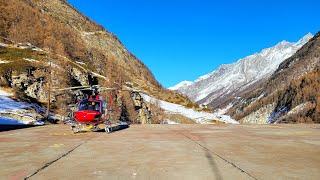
[1,124,320,179]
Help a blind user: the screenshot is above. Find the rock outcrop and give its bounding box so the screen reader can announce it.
[131,92,152,124]
[240,103,275,124]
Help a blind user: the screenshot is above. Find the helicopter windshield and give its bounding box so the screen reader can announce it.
[78,100,101,112]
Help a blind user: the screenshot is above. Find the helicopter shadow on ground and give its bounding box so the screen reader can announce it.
[0,124,36,132]
[96,124,130,133]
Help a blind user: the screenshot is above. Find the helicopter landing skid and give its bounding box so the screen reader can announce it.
[71,122,129,134]
[105,121,129,133]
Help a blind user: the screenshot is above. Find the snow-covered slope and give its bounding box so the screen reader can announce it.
[172,33,313,106]
[141,94,239,124]
[0,89,44,124]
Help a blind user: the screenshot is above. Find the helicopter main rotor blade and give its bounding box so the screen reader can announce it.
[51,84,149,95]
[53,86,91,91]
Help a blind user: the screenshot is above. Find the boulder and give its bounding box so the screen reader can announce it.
[70,68,89,86]
[131,92,151,124]
[25,81,55,103]
[11,72,30,89]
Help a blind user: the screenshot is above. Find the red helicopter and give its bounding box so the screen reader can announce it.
[56,85,129,133]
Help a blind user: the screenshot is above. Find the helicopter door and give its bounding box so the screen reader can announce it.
[102,101,107,114]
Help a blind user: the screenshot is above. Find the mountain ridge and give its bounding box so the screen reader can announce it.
[171,33,313,108]
[228,32,320,123]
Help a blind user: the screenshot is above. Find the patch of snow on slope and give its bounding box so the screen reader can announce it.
[214,103,233,115]
[0,42,8,47]
[0,59,10,64]
[0,96,30,112]
[141,94,239,124]
[163,119,180,124]
[76,61,86,65]
[23,58,38,62]
[0,89,44,124]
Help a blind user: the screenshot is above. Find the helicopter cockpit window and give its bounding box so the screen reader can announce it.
[78,101,88,111]
[79,101,101,112]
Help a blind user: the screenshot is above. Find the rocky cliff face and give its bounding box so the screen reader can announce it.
[171,33,313,109]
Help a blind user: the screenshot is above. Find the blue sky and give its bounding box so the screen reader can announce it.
[68,0,320,87]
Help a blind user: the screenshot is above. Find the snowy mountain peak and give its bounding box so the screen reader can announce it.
[169,81,194,90]
[278,40,290,46]
[295,32,313,46]
[172,33,314,106]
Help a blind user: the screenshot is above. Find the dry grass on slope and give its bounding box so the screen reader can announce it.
[0,47,46,74]
[0,0,89,63]
[275,68,320,123]
[230,68,320,123]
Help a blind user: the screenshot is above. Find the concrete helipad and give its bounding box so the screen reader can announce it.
[1,124,320,179]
